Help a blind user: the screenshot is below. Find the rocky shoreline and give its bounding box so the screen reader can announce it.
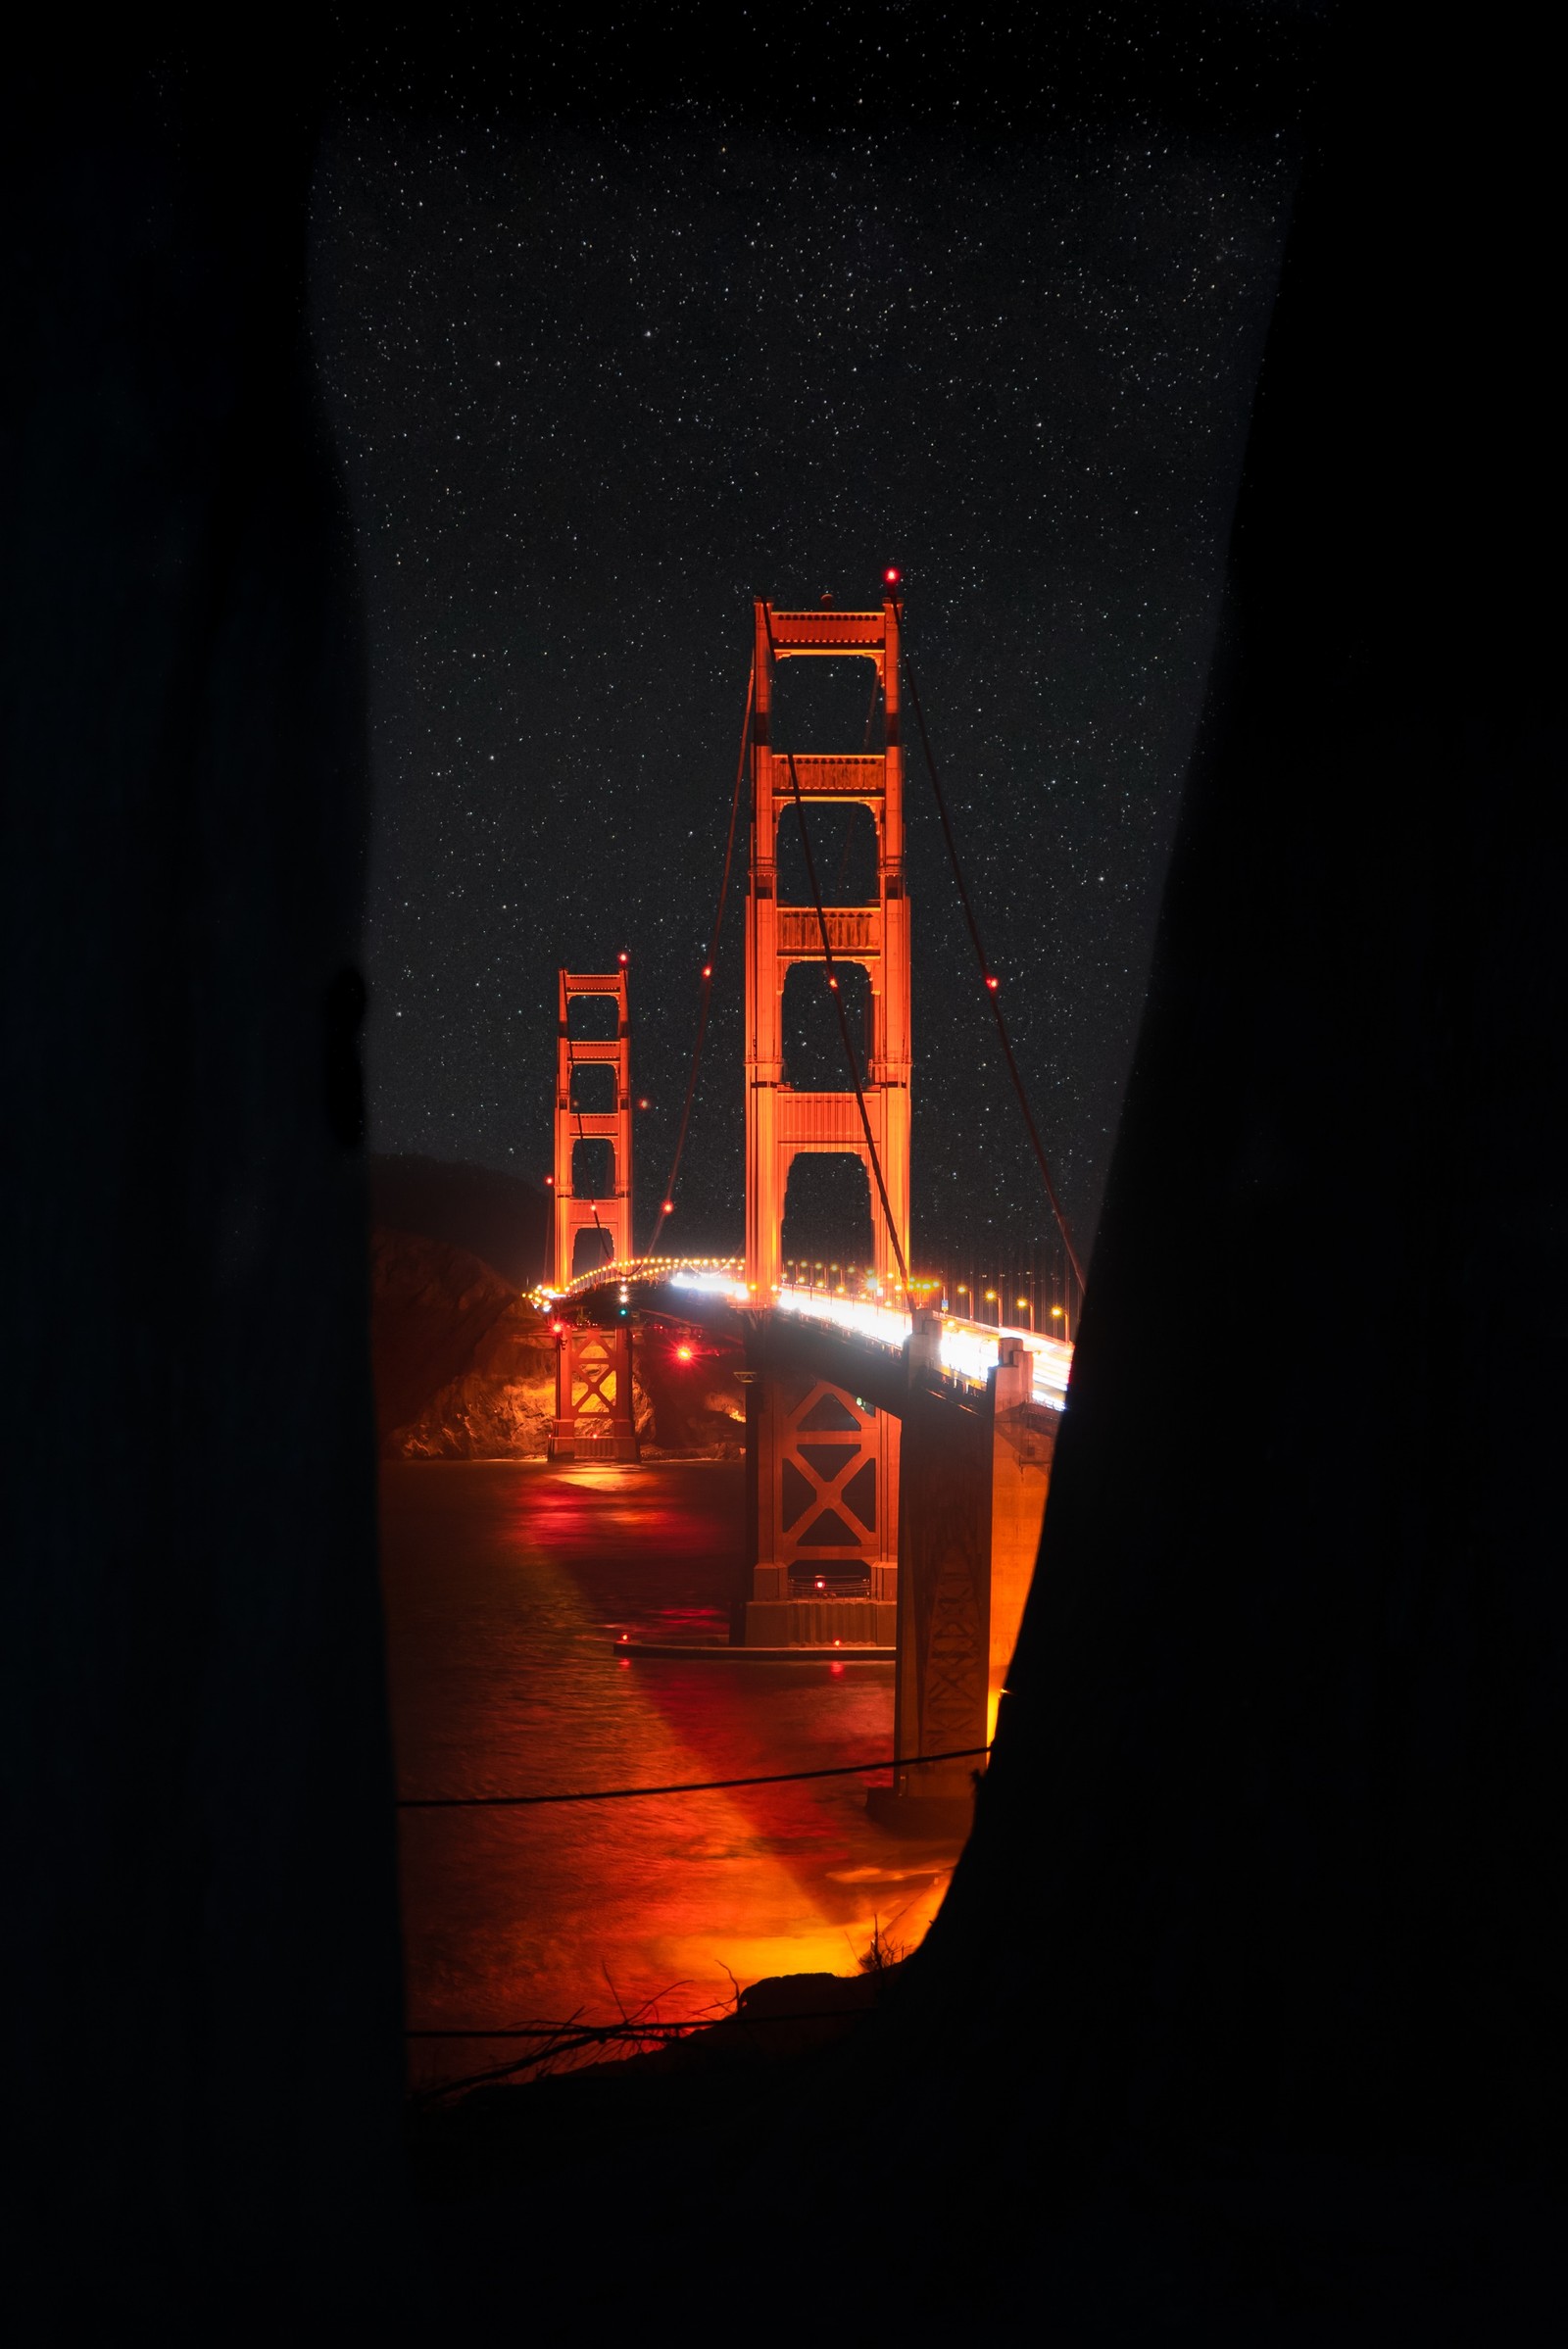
[370,1225,745,1461]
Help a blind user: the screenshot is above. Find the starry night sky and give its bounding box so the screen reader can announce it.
[310,14,1305,1275]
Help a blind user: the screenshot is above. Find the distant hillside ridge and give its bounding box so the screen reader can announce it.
[368,1230,521,1444]
[368,1153,548,1289]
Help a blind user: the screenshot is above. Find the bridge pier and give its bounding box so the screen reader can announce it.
[548,1321,639,1462]
[871,1331,1059,1833]
[738,1321,898,1646]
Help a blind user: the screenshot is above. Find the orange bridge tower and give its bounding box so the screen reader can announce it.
[552,965,633,1287]
[549,963,637,1462]
[742,597,910,1645]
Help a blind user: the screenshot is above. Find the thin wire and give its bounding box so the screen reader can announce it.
[902,631,1087,1299]
[407,2007,879,2039]
[398,1740,991,1808]
[644,663,755,1257]
[762,610,914,1314]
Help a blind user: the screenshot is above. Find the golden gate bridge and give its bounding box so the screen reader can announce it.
[536,585,1079,1827]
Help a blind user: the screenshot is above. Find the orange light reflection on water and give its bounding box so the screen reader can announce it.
[380,1459,963,2089]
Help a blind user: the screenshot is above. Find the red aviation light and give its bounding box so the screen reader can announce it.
[676,1344,694,1363]
[986,974,1000,991]
[702,963,711,979]
[883,566,902,587]
[662,1199,674,1214]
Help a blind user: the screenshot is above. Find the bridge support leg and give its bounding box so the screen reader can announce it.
[549,1323,638,1462]
[873,1339,1058,1834]
[738,1327,898,1647]
[872,1372,993,1833]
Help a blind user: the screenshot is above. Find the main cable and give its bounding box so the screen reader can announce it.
[644,662,755,1258]
[762,610,914,1315]
[902,627,1087,1299]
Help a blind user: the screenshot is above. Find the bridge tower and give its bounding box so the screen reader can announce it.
[742,598,910,1645]
[552,965,633,1288]
[549,964,638,1462]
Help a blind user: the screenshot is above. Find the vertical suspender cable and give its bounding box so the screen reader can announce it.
[901,628,1087,1301]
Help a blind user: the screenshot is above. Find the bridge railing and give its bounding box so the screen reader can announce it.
[772,1285,1071,1412]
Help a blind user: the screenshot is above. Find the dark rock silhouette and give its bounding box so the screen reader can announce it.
[368,1229,526,1445]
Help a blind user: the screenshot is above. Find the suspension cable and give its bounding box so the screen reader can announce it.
[901,628,1087,1300]
[644,664,755,1259]
[763,611,914,1315]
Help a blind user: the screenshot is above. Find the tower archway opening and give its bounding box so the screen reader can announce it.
[570,1137,615,1199]
[566,992,620,1042]
[779,1150,875,1271]
[779,958,874,1092]
[776,799,879,906]
[569,1225,616,1281]
[770,657,881,755]
[568,1061,617,1113]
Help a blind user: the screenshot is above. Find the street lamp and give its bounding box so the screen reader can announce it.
[1051,1301,1070,1346]
[984,1288,998,1326]
[1015,1293,1033,1332]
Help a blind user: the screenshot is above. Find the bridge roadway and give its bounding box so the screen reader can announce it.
[541,1252,1073,1413]
[543,1252,1072,1827]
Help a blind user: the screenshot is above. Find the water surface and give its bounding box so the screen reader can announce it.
[382,1458,961,2085]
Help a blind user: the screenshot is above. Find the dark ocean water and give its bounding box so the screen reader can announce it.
[381,1458,960,2086]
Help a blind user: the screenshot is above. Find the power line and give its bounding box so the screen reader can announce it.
[398,1741,991,1808]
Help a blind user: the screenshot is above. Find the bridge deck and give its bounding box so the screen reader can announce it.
[543,1255,1072,1413]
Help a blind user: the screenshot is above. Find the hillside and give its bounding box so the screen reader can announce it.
[368,1153,548,1289]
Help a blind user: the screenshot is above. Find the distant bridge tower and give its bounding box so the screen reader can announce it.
[742,597,910,1643]
[553,966,633,1287]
